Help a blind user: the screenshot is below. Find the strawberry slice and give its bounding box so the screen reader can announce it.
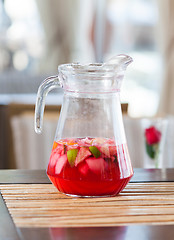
[78,137,93,146]
[106,139,115,145]
[66,145,78,151]
[78,162,90,176]
[109,146,117,156]
[54,143,66,155]
[85,157,107,174]
[75,147,92,166]
[49,149,60,168]
[92,137,106,145]
[58,138,76,145]
[99,145,110,158]
[55,154,68,174]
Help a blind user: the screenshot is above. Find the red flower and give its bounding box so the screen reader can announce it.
[145,126,161,145]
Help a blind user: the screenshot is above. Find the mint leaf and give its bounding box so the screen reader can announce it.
[89,146,101,158]
[67,149,79,167]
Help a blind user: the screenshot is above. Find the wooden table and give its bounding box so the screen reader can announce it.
[1,169,174,240]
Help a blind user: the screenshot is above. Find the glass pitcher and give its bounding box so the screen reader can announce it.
[35,54,134,197]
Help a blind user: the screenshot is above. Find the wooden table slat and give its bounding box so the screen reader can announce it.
[1,169,174,240]
[1,182,174,228]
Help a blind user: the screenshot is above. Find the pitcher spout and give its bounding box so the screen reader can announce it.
[104,54,133,70]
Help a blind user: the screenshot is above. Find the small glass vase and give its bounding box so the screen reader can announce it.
[141,118,168,169]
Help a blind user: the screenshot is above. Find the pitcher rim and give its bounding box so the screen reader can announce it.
[58,54,133,75]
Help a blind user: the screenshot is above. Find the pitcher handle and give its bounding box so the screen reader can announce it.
[35,75,60,134]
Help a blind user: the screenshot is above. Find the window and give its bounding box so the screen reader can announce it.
[103,0,161,117]
[0,0,43,72]
[0,0,162,117]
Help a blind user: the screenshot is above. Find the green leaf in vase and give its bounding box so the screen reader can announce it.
[146,142,159,159]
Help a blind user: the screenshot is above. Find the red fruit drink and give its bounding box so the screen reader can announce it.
[47,137,133,197]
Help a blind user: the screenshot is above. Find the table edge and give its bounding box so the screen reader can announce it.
[0,168,174,184]
[0,192,20,239]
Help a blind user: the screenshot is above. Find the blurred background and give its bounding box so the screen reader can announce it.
[1,0,174,169]
[0,0,164,117]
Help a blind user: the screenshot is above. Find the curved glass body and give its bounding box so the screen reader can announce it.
[35,55,134,197]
